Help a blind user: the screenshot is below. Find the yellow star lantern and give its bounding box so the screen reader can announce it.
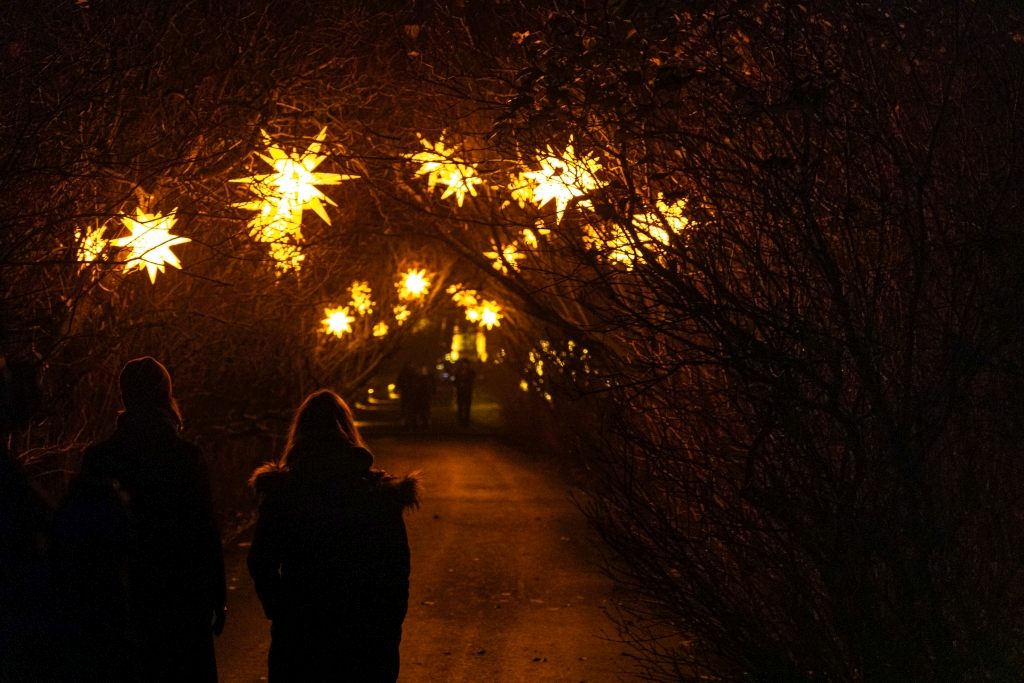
[466,300,503,330]
[348,281,374,315]
[507,171,538,209]
[235,128,358,225]
[521,144,602,221]
[232,128,358,273]
[322,306,355,337]
[588,194,691,269]
[398,268,430,300]
[373,322,390,337]
[393,304,411,325]
[448,285,479,308]
[111,209,190,284]
[407,134,483,207]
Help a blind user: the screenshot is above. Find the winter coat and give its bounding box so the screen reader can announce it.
[0,444,53,683]
[57,409,225,683]
[248,446,418,683]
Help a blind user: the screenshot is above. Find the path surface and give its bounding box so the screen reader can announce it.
[215,435,634,682]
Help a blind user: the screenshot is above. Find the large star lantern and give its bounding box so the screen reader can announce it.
[407,134,483,207]
[235,127,357,225]
[398,268,431,301]
[322,306,355,337]
[232,128,358,273]
[111,209,190,283]
[521,144,602,222]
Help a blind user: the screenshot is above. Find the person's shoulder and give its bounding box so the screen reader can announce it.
[249,461,290,500]
[81,432,121,473]
[367,469,420,511]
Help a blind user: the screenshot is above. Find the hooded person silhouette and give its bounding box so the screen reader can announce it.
[248,390,419,683]
[57,357,226,682]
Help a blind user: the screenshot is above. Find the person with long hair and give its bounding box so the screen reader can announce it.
[248,389,419,682]
[56,356,226,682]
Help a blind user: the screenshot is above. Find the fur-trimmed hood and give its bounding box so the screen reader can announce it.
[250,452,420,511]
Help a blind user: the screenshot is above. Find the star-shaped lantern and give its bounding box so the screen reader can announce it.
[407,134,483,207]
[521,144,602,221]
[398,268,431,301]
[466,300,503,330]
[235,128,358,225]
[322,306,355,337]
[348,281,374,315]
[111,209,190,283]
[232,128,358,273]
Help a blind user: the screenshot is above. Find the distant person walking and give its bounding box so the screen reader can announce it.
[56,356,226,682]
[452,358,477,427]
[409,365,436,429]
[248,390,419,683]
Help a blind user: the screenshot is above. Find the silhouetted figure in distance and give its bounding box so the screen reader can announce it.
[57,356,226,682]
[248,389,419,683]
[408,364,435,429]
[452,358,476,427]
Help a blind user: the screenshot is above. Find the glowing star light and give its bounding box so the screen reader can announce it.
[232,128,358,273]
[234,128,357,225]
[465,299,502,330]
[393,304,411,325]
[373,322,390,337]
[476,300,502,330]
[111,209,190,283]
[398,268,430,300]
[448,285,479,309]
[348,281,374,315]
[322,306,355,337]
[407,134,484,207]
[521,144,602,221]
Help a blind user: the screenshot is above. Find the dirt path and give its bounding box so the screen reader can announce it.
[215,436,633,682]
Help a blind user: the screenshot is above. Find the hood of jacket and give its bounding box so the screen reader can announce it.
[250,451,419,511]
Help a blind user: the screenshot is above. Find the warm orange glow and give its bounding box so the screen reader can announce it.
[322,306,354,337]
[521,223,549,248]
[398,268,430,300]
[232,128,358,273]
[448,285,479,308]
[484,243,524,273]
[507,171,538,209]
[464,299,502,330]
[521,144,602,221]
[393,304,411,325]
[235,128,357,224]
[632,195,689,238]
[348,281,374,315]
[585,195,691,269]
[478,301,502,330]
[111,209,190,283]
[75,223,108,266]
[407,134,483,207]
[373,321,390,337]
